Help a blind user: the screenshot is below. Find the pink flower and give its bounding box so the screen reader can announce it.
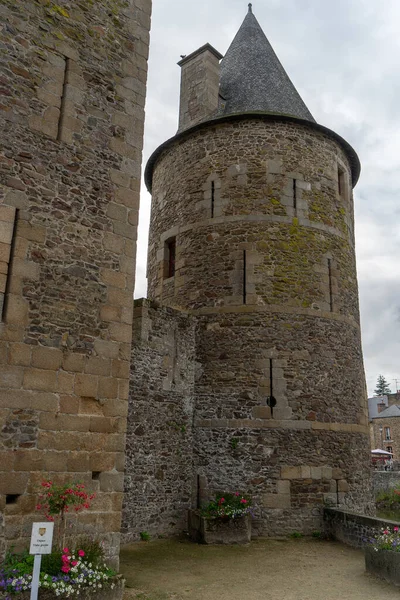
[61,566,70,574]
[384,530,389,535]
[240,499,247,504]
[235,492,239,496]
[71,560,78,567]
[395,527,399,532]
[62,555,69,563]
[63,548,69,554]
[218,498,225,504]
[78,550,85,557]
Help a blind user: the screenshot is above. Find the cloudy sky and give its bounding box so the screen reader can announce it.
[134,0,400,397]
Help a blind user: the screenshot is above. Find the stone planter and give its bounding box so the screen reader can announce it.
[365,546,400,586]
[188,510,251,544]
[0,575,124,600]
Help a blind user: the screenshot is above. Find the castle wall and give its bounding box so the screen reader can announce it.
[147,117,372,533]
[122,299,196,541]
[0,0,151,564]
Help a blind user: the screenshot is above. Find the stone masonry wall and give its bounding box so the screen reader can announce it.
[0,0,151,564]
[122,299,196,542]
[146,117,372,535]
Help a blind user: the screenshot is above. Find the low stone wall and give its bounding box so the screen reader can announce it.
[365,546,400,587]
[373,471,400,494]
[324,507,400,547]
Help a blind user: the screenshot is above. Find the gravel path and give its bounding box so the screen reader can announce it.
[120,537,400,600]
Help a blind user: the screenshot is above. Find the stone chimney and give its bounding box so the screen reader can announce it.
[377,401,386,413]
[178,43,223,132]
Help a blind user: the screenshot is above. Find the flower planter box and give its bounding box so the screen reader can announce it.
[365,547,400,586]
[0,575,124,600]
[188,510,251,544]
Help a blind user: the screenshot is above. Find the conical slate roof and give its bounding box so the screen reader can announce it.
[219,5,315,122]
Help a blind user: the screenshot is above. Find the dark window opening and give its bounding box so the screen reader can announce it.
[327,258,333,312]
[2,209,19,322]
[293,178,297,209]
[6,494,20,505]
[338,166,345,198]
[164,238,176,279]
[387,446,393,455]
[243,250,247,304]
[211,180,215,218]
[57,57,70,141]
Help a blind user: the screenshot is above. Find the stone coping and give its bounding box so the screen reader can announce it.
[145,112,361,192]
[195,419,369,434]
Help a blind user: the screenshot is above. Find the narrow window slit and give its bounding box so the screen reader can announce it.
[57,57,70,141]
[2,209,19,322]
[266,358,277,418]
[211,180,215,218]
[243,250,247,304]
[164,237,176,279]
[338,166,345,198]
[328,258,334,312]
[293,178,297,210]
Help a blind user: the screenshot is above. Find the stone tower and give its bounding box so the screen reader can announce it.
[143,6,371,535]
[0,0,151,564]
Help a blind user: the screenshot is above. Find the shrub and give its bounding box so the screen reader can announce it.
[368,526,400,552]
[201,492,252,520]
[0,544,116,597]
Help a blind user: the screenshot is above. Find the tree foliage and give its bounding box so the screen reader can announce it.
[374,374,392,396]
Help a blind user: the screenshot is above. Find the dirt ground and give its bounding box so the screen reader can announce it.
[120,537,400,600]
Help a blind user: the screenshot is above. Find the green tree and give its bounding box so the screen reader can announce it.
[374,375,392,396]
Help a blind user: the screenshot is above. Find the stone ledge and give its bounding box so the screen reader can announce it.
[194,419,369,434]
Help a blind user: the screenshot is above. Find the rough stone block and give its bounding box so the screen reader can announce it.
[98,377,119,400]
[74,374,98,398]
[0,473,29,495]
[99,471,124,493]
[311,467,322,480]
[23,368,57,392]
[9,342,31,366]
[0,365,24,389]
[263,493,291,509]
[252,406,271,419]
[63,353,85,373]
[281,466,302,480]
[32,346,62,370]
[277,480,291,494]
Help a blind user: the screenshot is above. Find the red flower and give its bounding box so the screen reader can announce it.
[71,560,78,567]
[78,550,85,557]
[218,498,225,504]
[61,566,70,574]
[240,499,247,504]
